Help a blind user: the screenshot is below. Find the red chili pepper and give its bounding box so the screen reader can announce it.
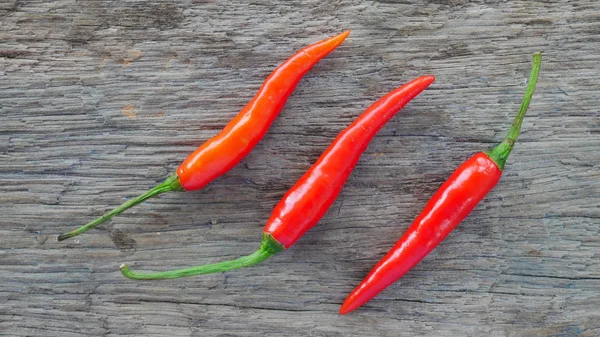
[339,53,542,314]
[119,75,435,280]
[58,31,350,242]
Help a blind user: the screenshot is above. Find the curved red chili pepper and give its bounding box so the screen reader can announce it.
[177,31,350,191]
[339,53,541,314]
[119,75,435,280]
[58,31,349,241]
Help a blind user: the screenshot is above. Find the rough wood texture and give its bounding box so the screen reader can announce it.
[1,1,599,336]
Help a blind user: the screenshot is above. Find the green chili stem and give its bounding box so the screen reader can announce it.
[486,52,542,170]
[57,174,184,241]
[120,233,285,280]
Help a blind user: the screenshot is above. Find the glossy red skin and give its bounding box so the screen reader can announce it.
[177,31,350,191]
[340,152,502,314]
[263,76,435,249]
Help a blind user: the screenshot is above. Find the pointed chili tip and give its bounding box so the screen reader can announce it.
[330,30,350,45]
[339,298,356,315]
[339,305,350,315]
[422,75,435,86]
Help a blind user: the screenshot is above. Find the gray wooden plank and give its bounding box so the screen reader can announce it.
[1,0,599,336]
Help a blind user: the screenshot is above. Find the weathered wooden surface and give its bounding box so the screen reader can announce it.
[1,0,599,336]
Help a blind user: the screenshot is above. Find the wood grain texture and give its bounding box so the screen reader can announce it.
[1,1,599,336]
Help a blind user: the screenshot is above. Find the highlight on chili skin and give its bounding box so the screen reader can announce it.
[57,31,350,242]
[339,52,542,315]
[119,75,435,280]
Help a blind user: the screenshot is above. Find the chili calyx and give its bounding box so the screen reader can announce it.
[339,53,541,315]
[57,31,350,242]
[120,75,435,280]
